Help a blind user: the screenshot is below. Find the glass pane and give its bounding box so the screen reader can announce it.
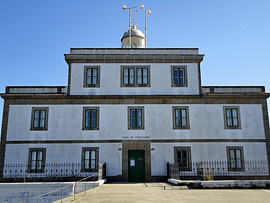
[86,77,91,85]
[137,110,142,118]
[87,69,92,77]
[34,110,40,119]
[235,150,241,159]
[91,118,97,128]
[174,69,178,78]
[92,77,97,85]
[130,69,134,76]
[130,76,134,84]
[85,118,90,128]
[181,109,186,117]
[124,77,128,84]
[227,117,232,127]
[137,76,142,84]
[174,78,179,85]
[176,118,180,127]
[40,119,45,128]
[85,151,90,159]
[37,151,43,161]
[180,78,185,85]
[137,69,142,76]
[143,76,147,84]
[181,118,187,127]
[91,160,95,169]
[91,150,96,159]
[137,118,142,127]
[84,160,89,169]
[179,69,184,77]
[92,110,97,118]
[231,160,236,168]
[143,69,147,77]
[34,118,39,128]
[232,109,237,117]
[233,118,238,126]
[40,110,46,119]
[226,109,231,118]
[32,151,37,161]
[237,160,242,168]
[86,110,91,119]
[123,69,128,77]
[131,118,136,127]
[131,110,136,118]
[175,110,180,118]
[230,150,235,159]
[37,161,42,170]
[92,69,97,77]
[31,161,36,170]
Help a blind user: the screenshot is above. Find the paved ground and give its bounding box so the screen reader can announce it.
[56,182,270,203]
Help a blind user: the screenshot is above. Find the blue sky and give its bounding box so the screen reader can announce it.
[1,0,270,133]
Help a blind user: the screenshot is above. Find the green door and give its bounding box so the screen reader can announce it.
[128,150,145,182]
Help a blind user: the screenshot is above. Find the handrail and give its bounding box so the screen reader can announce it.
[19,174,97,203]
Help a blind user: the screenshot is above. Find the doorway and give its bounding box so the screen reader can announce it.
[128,150,145,182]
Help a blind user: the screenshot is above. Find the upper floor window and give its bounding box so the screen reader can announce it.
[171,66,187,87]
[226,147,244,171]
[174,147,191,171]
[224,107,241,129]
[173,107,190,129]
[81,147,99,172]
[84,66,100,87]
[121,66,150,87]
[28,148,46,173]
[82,107,99,130]
[30,107,48,131]
[128,107,144,130]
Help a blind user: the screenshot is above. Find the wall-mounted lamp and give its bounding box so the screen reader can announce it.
[151,148,155,151]
[118,148,122,151]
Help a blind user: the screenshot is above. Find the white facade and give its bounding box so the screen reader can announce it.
[1,48,269,181]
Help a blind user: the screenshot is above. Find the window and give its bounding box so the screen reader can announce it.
[224,107,241,129]
[128,107,144,130]
[84,66,100,87]
[121,66,150,87]
[30,107,49,131]
[226,147,244,171]
[173,107,190,129]
[174,147,191,171]
[82,107,99,130]
[81,147,99,172]
[171,66,187,87]
[28,148,46,173]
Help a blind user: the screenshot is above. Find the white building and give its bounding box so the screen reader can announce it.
[0,25,270,182]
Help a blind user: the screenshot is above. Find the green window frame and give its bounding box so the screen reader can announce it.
[173,68,185,85]
[28,148,46,173]
[33,110,46,129]
[83,150,96,170]
[226,108,239,127]
[227,147,244,171]
[83,107,99,130]
[175,109,187,127]
[81,147,99,172]
[175,148,191,171]
[86,68,98,85]
[136,68,148,85]
[130,109,142,128]
[123,68,135,85]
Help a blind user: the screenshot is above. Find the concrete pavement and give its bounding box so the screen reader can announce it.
[55,182,270,203]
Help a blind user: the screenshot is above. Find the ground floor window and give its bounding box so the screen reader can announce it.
[81,147,99,172]
[28,148,46,173]
[174,147,191,171]
[226,146,244,171]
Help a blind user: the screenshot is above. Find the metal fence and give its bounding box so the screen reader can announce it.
[167,160,270,180]
[0,163,106,182]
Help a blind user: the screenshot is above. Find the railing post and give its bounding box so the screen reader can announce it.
[23,167,26,183]
[73,183,76,201]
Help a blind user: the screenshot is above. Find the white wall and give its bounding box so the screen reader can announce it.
[69,63,200,95]
[7,104,264,141]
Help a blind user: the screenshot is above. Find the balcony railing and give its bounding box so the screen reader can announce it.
[167,160,270,180]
